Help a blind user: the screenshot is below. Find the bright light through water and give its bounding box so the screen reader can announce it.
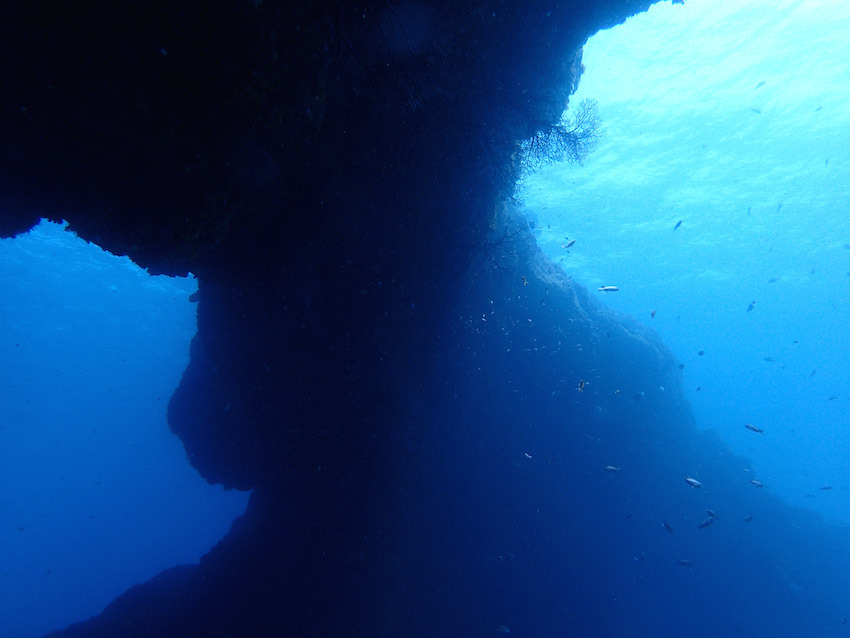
[521,0,850,524]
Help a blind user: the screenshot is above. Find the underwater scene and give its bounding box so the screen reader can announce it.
[522,0,850,526]
[0,222,250,638]
[1,0,848,636]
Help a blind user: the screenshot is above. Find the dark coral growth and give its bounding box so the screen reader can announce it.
[521,98,604,172]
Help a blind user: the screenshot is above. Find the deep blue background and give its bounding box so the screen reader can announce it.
[0,221,249,638]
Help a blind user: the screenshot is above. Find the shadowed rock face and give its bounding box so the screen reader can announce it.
[26,2,850,637]
[2,0,637,489]
[8,3,850,637]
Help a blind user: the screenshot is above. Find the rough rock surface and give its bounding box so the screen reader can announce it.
[5,2,850,637]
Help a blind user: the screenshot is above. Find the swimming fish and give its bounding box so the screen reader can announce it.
[604,465,620,473]
[674,220,682,231]
[661,520,674,534]
[744,424,764,433]
[598,286,619,292]
[697,516,715,529]
[685,477,703,488]
[750,479,764,488]
[565,239,576,248]
[747,301,756,312]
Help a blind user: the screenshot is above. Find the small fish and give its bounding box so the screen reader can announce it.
[685,477,703,488]
[651,310,656,319]
[598,286,619,292]
[697,516,715,529]
[755,81,766,89]
[747,301,756,312]
[750,479,764,488]
[604,465,620,473]
[521,276,529,286]
[776,203,783,213]
[565,239,576,249]
[576,379,588,393]
[751,108,762,114]
[706,509,717,519]
[820,485,833,491]
[662,521,674,534]
[524,452,533,459]
[768,277,779,283]
[698,350,705,357]
[744,424,764,433]
[762,357,774,362]
[496,625,511,634]
[677,559,692,567]
[743,513,753,522]
[674,220,682,231]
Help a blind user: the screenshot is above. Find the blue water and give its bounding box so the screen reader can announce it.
[522,0,850,525]
[3,0,850,636]
[0,221,250,638]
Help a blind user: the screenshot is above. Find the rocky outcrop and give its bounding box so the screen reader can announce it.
[9,2,850,637]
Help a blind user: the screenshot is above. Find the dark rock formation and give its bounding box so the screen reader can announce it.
[4,1,849,637]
